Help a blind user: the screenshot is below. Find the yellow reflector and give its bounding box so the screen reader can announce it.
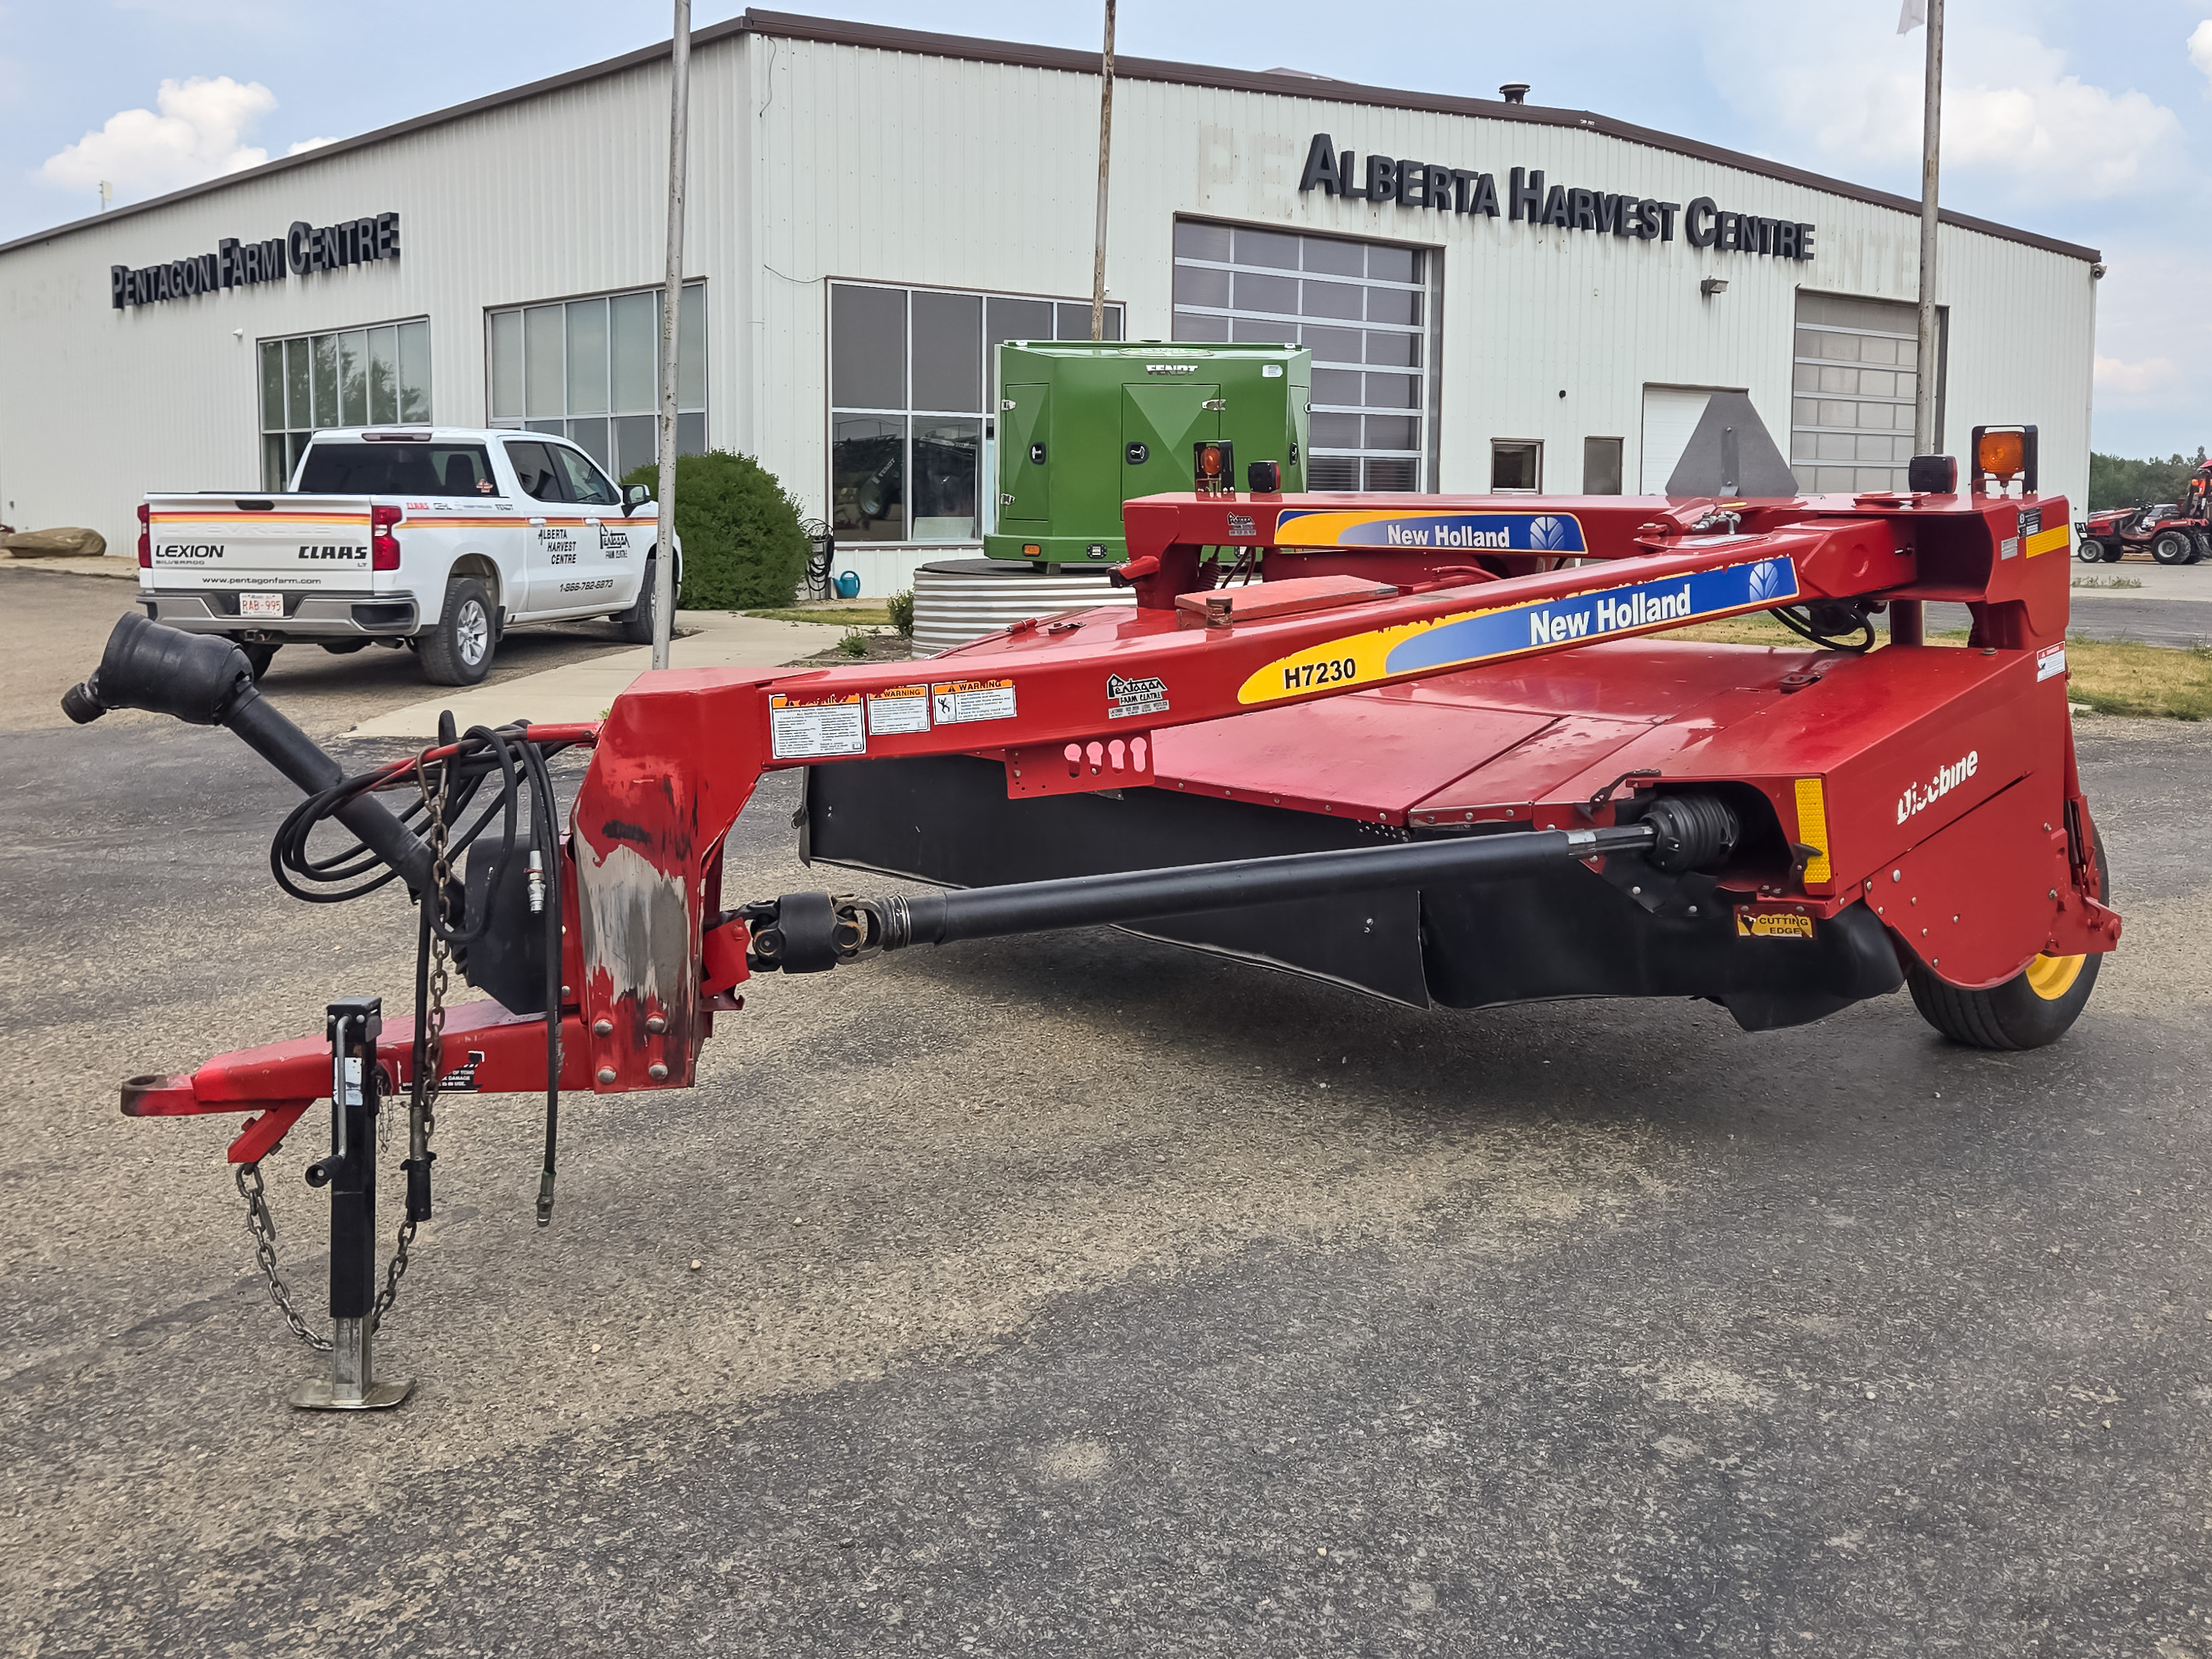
[1794,777,1832,884]
[1977,429,2025,478]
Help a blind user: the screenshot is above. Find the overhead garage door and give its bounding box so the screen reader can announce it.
[1639,384,1740,493]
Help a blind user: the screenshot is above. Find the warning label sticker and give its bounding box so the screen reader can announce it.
[2038,643,2067,682]
[1735,908,1815,940]
[769,693,866,759]
[867,684,932,735]
[930,678,1017,725]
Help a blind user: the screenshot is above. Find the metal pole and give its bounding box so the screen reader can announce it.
[653,0,692,672]
[1088,1,1116,342]
[1912,0,1942,458]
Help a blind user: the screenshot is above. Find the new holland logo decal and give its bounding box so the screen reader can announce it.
[1239,554,1800,704]
[1274,508,1588,554]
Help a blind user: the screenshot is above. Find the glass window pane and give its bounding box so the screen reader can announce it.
[1302,238,1364,277]
[1307,455,1359,490]
[258,341,284,431]
[677,410,705,458]
[552,441,620,504]
[1310,413,1361,447]
[263,432,289,490]
[1233,272,1298,315]
[1365,457,1419,491]
[608,292,656,413]
[678,281,706,410]
[831,413,905,541]
[1365,415,1418,451]
[567,417,611,473]
[1234,228,1301,270]
[524,306,563,418]
[489,313,522,420]
[311,333,339,427]
[1100,303,1123,342]
[1365,330,1419,367]
[1232,317,1293,344]
[913,289,982,411]
[566,299,609,415]
[1582,436,1623,494]
[913,416,980,539]
[338,330,369,426]
[1312,368,1362,406]
[831,283,906,410]
[1173,220,1231,261]
[1365,372,1416,409]
[985,295,1054,351]
[525,418,564,436]
[1492,442,1540,490]
[1173,263,1232,313]
[1173,311,1229,343]
[369,326,399,425]
[1367,288,1419,326]
[504,440,565,502]
[1055,301,1094,341]
[397,321,431,423]
[1301,324,1363,364]
[1301,280,1362,321]
[613,414,656,481]
[1368,246,1418,283]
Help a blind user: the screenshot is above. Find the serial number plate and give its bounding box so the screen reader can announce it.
[238,592,284,618]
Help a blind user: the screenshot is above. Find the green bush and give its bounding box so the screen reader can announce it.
[620,450,809,609]
[886,589,914,638]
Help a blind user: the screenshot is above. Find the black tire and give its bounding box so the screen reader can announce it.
[2191,530,2211,565]
[2152,528,2194,565]
[319,639,370,655]
[419,575,496,686]
[238,641,279,681]
[2076,537,2102,562]
[2099,543,2124,563]
[1906,831,2108,1050]
[614,555,659,646]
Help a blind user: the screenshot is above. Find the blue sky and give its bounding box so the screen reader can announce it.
[5,0,2204,458]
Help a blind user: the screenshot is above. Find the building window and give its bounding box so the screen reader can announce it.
[258,318,429,490]
[1790,292,1945,493]
[487,282,704,482]
[1582,437,1623,495]
[1491,441,1541,492]
[1171,219,1434,492]
[827,281,1123,544]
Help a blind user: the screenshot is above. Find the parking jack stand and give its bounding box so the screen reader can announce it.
[293,997,414,1412]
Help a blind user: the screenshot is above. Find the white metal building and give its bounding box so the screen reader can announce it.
[0,8,2100,597]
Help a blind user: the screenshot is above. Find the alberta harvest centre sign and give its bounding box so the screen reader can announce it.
[110,211,402,310]
[1298,134,1818,261]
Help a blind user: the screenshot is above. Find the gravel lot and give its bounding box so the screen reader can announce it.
[5,569,2209,1657]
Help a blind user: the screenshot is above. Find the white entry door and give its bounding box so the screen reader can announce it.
[1640,384,1740,494]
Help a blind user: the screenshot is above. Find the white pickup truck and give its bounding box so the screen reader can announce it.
[136,426,681,684]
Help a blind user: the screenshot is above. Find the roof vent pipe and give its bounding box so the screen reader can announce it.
[1499,82,1529,104]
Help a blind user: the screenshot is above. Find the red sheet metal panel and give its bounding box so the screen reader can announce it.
[1869,777,2074,988]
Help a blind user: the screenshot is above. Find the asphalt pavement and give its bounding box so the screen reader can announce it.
[4,570,2210,1656]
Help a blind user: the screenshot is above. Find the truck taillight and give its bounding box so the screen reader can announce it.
[370,504,401,570]
[136,502,151,568]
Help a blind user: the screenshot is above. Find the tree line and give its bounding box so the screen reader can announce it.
[2089,450,2207,511]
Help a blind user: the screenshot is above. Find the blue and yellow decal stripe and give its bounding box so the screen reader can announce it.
[1239,553,1802,705]
[1274,508,1588,554]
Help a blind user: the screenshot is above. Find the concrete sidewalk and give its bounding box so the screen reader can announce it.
[346,609,850,738]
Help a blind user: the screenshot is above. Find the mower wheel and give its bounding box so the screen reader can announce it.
[2099,543,2124,563]
[1906,831,2108,1050]
[2076,538,2102,562]
[2152,528,2194,565]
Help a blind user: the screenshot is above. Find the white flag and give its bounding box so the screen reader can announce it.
[1898,0,1925,31]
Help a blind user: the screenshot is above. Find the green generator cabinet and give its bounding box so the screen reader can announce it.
[985,340,1310,565]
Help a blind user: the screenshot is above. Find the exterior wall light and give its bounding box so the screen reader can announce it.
[1700,278,1728,296]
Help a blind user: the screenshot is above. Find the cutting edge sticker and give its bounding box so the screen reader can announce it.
[2038,643,2067,682]
[1238,554,1800,705]
[1275,508,1587,554]
[867,684,932,735]
[769,691,866,759]
[1735,908,1815,940]
[930,678,1018,725]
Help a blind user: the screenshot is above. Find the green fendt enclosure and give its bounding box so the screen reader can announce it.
[985,340,1311,565]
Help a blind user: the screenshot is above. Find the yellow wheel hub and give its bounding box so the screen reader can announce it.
[2023,951,2086,1000]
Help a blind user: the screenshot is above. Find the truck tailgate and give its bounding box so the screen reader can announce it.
[145,495,376,589]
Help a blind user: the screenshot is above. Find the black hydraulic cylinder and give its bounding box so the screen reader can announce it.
[876,822,1661,952]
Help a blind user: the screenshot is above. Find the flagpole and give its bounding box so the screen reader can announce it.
[1913,0,1942,460]
[1089,0,1116,342]
[653,0,691,672]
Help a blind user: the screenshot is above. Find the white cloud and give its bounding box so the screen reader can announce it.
[2094,354,2179,400]
[2190,20,2212,85]
[286,136,336,156]
[39,76,279,200]
[1698,5,2185,200]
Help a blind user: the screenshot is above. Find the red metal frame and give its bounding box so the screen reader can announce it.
[129,486,2119,1139]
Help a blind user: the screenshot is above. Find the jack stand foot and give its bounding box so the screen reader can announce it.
[292,1317,414,1412]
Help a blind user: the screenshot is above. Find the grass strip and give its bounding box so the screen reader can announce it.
[742,606,892,627]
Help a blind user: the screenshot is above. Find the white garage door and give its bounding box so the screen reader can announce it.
[1639,384,1739,494]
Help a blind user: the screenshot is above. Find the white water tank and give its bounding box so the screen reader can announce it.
[910,559,1137,656]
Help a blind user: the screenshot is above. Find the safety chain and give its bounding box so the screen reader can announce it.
[231,745,453,1347]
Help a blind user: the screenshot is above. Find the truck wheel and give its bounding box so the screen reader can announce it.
[419,576,496,686]
[2152,528,2194,565]
[614,556,659,646]
[1906,831,2107,1051]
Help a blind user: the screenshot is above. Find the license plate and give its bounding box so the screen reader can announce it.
[238,592,284,618]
